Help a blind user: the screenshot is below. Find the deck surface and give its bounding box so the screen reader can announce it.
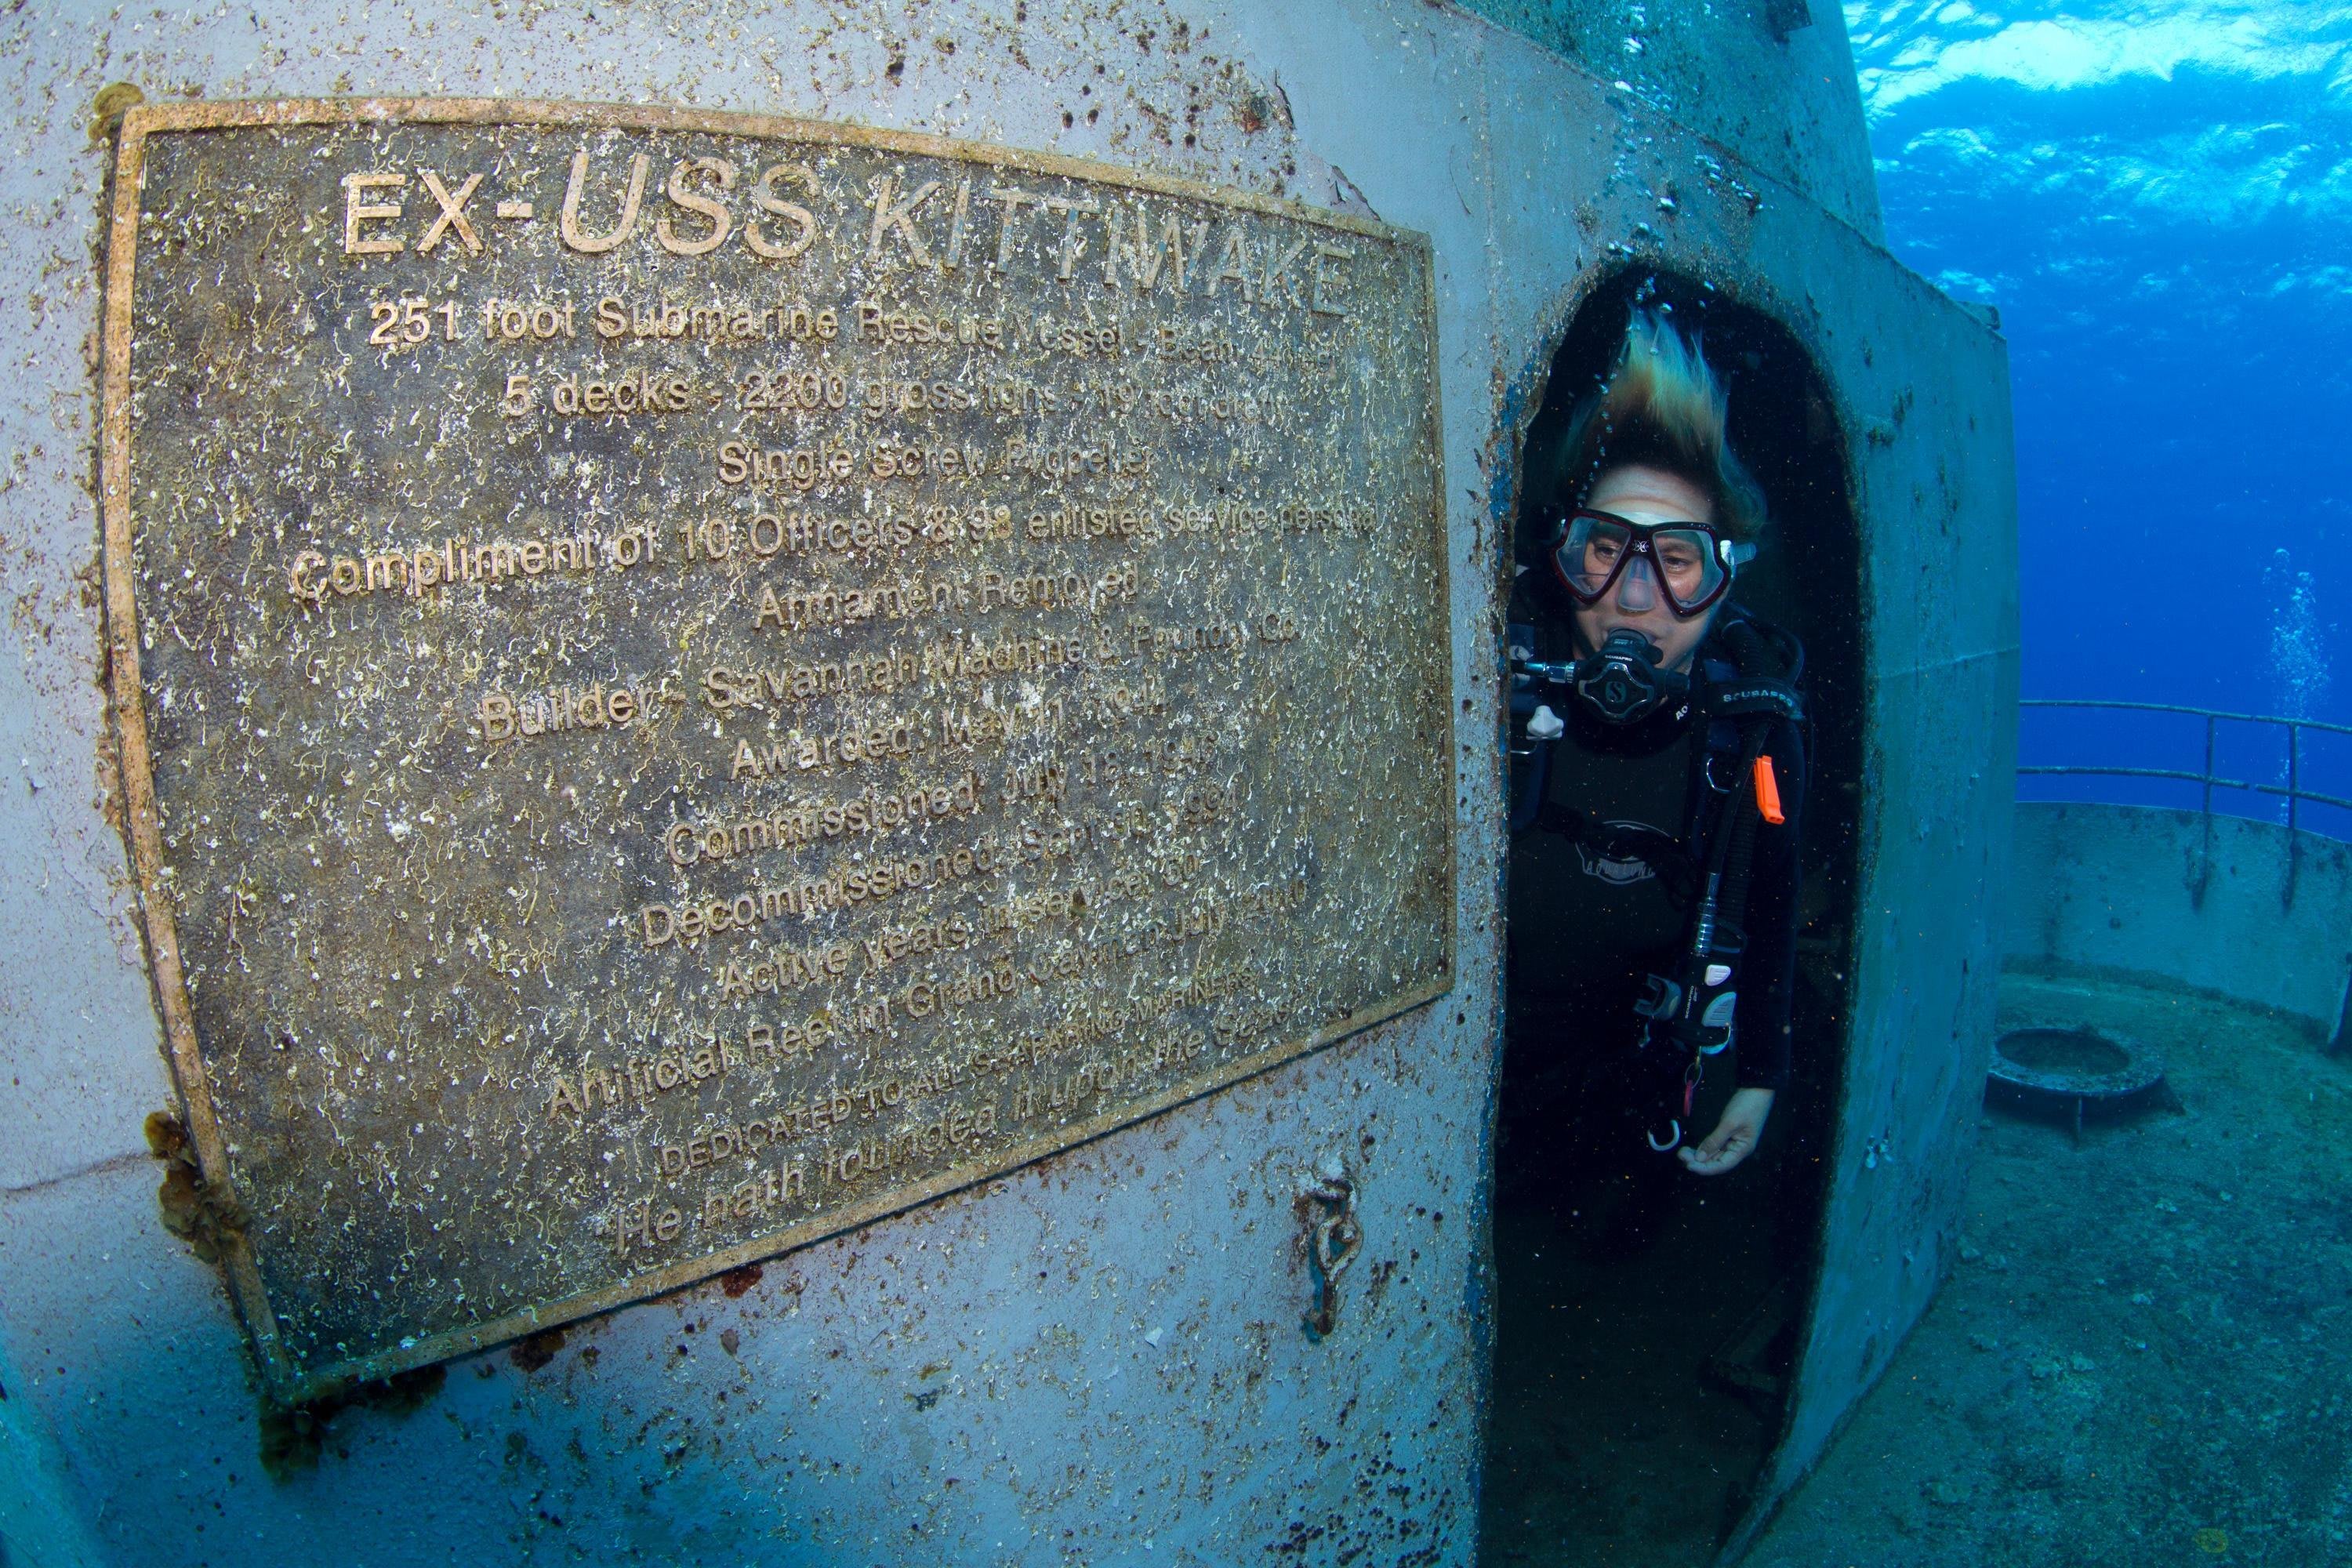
[1483,967,2352,1566]
[1751,969,2352,1566]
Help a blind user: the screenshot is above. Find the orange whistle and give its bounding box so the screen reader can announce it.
[1754,755,1785,825]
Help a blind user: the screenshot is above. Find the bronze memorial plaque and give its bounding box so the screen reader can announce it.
[101,100,1450,1399]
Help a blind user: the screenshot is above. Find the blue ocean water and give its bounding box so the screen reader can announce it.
[1846,2,2352,829]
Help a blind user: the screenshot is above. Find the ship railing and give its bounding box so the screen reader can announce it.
[2018,698,2352,1054]
[2018,699,2352,833]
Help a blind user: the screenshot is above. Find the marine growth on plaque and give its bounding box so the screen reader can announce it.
[101,100,1451,1398]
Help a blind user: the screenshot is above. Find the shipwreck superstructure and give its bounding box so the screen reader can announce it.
[0,5,2013,1563]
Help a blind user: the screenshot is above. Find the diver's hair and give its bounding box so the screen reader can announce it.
[1551,308,1769,543]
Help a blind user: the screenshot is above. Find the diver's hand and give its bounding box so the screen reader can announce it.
[1679,1087,1773,1175]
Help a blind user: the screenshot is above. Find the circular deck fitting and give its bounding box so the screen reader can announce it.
[1987,1025,2172,1142]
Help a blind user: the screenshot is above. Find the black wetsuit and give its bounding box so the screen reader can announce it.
[1504,582,1805,1171]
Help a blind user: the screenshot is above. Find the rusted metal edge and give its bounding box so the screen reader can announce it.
[100,111,301,1396]
[100,97,1459,1404]
[1419,214,1461,982]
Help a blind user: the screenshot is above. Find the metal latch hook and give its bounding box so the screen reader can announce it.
[1299,1159,1363,1339]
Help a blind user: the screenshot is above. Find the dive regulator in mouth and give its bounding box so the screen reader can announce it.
[1573,626,1689,725]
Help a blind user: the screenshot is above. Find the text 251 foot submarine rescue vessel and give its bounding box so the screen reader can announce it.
[0,3,2011,1564]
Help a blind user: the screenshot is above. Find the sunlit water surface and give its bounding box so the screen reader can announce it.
[1847,0,2352,821]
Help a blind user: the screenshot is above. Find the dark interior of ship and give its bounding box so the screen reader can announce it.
[1485,267,1865,1563]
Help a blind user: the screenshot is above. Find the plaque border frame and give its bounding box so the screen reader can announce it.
[100,96,1455,1403]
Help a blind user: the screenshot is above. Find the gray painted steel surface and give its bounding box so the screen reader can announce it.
[0,2,2014,1563]
[2004,803,2352,1040]
[1450,0,1885,241]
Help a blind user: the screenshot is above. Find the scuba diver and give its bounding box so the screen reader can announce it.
[1506,307,1806,1252]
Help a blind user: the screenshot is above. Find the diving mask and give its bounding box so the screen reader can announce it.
[1550,508,1735,619]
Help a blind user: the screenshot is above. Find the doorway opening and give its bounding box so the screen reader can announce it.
[1481,267,1863,1564]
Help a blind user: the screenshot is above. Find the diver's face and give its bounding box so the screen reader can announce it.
[1570,465,1723,673]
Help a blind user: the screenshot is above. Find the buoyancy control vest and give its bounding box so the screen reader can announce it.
[1508,607,1807,1152]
